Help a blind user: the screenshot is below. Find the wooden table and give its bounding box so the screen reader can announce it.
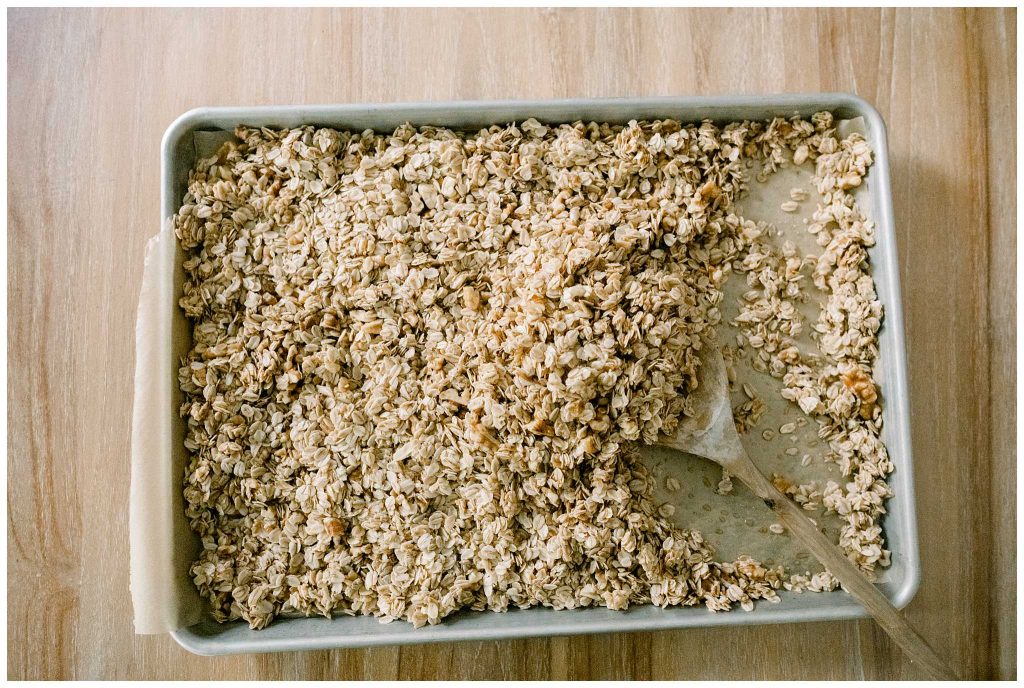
[8,8,1015,680]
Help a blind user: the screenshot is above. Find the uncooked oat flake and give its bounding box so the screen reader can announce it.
[174,111,889,630]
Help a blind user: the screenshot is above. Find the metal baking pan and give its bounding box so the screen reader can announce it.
[160,94,919,655]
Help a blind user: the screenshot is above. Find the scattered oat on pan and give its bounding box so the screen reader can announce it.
[173,111,890,630]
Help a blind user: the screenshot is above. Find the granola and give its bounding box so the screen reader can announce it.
[173,112,890,629]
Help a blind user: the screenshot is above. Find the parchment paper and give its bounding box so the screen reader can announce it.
[130,119,877,633]
[130,224,202,633]
[130,131,238,633]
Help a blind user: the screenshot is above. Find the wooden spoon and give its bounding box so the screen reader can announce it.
[657,343,957,680]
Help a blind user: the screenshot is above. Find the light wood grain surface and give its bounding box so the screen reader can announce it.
[7,7,1016,680]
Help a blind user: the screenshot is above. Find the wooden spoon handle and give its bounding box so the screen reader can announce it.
[725,454,958,680]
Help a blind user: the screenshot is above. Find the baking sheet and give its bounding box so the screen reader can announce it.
[132,100,916,651]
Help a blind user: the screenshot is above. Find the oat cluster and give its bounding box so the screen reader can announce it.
[174,112,885,629]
